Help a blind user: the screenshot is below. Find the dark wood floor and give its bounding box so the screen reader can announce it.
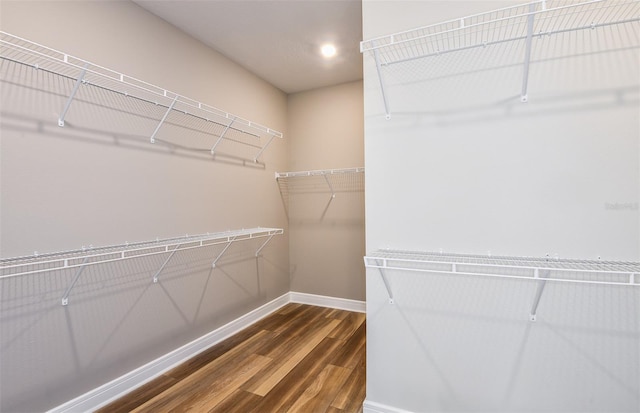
[97,303,366,413]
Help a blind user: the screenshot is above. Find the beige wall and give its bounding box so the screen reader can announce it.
[286,81,365,301]
[0,1,290,411]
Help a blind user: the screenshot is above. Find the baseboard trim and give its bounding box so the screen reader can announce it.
[47,293,290,413]
[363,399,416,413]
[290,291,366,313]
[47,291,365,413]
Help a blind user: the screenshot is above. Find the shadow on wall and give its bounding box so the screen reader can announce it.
[0,241,272,412]
[366,271,640,412]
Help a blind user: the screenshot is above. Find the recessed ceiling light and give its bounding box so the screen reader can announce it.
[321,44,337,58]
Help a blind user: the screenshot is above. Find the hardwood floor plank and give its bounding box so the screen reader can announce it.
[206,389,263,413]
[328,312,366,340]
[247,318,342,396]
[287,364,352,413]
[330,364,366,411]
[94,374,177,413]
[249,336,345,412]
[330,322,366,370]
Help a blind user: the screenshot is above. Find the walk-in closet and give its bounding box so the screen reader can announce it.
[1,0,638,412]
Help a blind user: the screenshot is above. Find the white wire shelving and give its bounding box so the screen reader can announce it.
[0,227,283,305]
[364,249,640,320]
[0,31,283,162]
[275,167,365,217]
[360,0,640,118]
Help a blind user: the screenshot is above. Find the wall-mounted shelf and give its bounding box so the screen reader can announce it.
[360,0,640,118]
[364,249,640,320]
[0,227,283,305]
[276,167,365,217]
[0,31,282,162]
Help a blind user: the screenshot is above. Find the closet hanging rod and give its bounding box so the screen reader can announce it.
[0,228,284,279]
[0,31,283,140]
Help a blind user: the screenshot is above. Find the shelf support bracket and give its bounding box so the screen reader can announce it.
[61,256,89,306]
[212,236,237,268]
[58,64,88,127]
[253,134,277,163]
[255,234,275,257]
[520,3,536,103]
[324,174,336,199]
[372,45,391,120]
[153,244,182,283]
[211,116,236,155]
[376,259,394,304]
[529,269,549,321]
[150,95,179,143]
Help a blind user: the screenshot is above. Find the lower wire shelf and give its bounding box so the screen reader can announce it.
[364,249,640,320]
[0,227,284,305]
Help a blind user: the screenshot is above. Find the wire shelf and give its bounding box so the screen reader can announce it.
[0,31,283,161]
[0,228,283,279]
[365,249,639,320]
[365,249,640,286]
[275,168,365,217]
[360,0,640,117]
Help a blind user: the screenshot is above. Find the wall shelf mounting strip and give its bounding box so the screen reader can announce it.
[360,0,640,118]
[0,228,283,305]
[0,31,283,161]
[364,249,640,320]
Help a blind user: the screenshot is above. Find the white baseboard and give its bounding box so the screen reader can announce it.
[47,291,365,413]
[290,291,366,313]
[48,293,290,413]
[363,399,416,413]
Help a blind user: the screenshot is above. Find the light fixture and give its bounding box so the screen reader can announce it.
[320,44,337,58]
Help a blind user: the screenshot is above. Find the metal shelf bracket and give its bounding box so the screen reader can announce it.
[521,3,536,103]
[529,268,549,321]
[372,46,391,120]
[61,255,89,306]
[211,116,236,155]
[253,134,277,163]
[153,243,182,283]
[212,236,237,268]
[255,234,276,257]
[58,64,88,127]
[150,95,179,143]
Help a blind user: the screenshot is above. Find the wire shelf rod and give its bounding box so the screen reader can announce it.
[0,228,284,279]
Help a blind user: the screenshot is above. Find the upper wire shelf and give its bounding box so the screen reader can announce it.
[360,0,640,117]
[275,167,365,219]
[0,31,283,162]
[275,167,365,179]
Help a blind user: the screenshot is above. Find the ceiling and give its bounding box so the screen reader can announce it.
[133,0,364,94]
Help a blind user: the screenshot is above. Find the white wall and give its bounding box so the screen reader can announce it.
[287,81,365,301]
[0,1,288,411]
[363,0,640,412]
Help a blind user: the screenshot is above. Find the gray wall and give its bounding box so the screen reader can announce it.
[287,81,366,301]
[0,1,289,411]
[363,0,639,412]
